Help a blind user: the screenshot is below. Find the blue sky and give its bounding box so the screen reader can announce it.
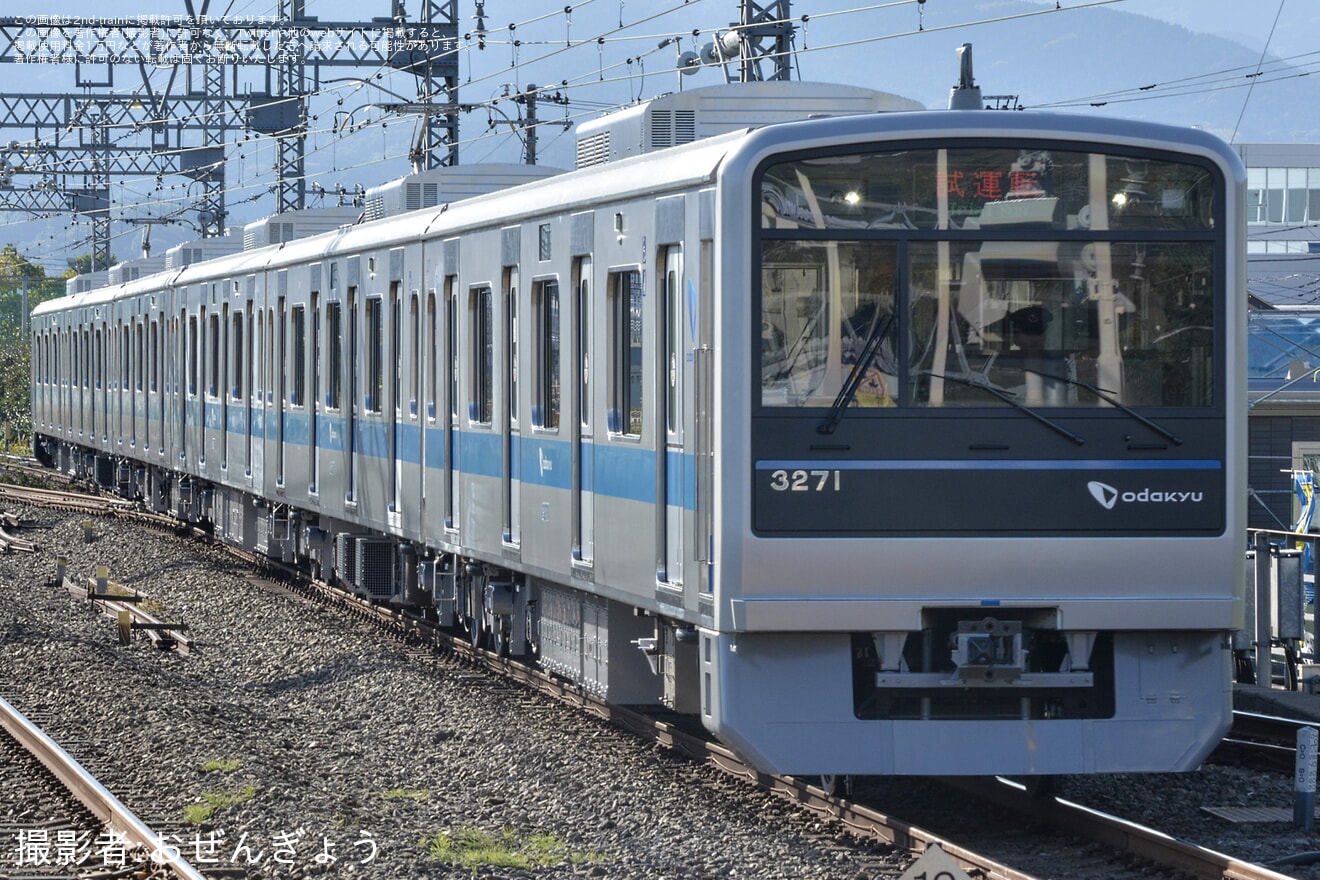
[0,0,1310,268]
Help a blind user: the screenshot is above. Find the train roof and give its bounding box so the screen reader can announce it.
[32,104,1246,320]
[725,106,1245,178]
[574,80,925,168]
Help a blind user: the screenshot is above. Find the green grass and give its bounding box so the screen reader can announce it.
[183,784,256,824]
[381,787,429,802]
[199,757,244,773]
[423,827,605,870]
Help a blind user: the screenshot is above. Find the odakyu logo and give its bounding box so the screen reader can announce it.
[1087,480,1204,510]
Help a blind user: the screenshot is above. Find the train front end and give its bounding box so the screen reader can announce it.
[701,111,1246,776]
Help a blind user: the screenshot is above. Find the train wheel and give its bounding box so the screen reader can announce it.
[1024,775,1057,800]
[468,614,484,650]
[819,774,852,797]
[491,619,510,658]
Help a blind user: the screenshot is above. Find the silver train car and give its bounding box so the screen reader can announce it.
[30,89,1246,778]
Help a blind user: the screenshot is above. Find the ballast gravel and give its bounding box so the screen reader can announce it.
[0,505,901,879]
[1,500,1319,879]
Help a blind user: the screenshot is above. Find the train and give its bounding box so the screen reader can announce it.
[29,79,1247,778]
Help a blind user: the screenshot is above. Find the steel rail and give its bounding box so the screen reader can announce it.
[78,576,193,654]
[0,482,133,512]
[273,576,1043,880]
[0,524,35,551]
[1231,709,1320,742]
[1209,709,1320,773]
[11,487,1303,880]
[946,776,1298,880]
[0,694,206,880]
[349,588,1310,880]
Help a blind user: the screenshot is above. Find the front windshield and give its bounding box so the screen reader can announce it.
[908,240,1214,408]
[760,240,899,407]
[757,144,1219,410]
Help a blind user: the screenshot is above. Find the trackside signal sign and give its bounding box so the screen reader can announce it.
[897,844,972,880]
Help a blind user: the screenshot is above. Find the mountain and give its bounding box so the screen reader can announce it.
[5,0,1319,264]
[802,0,1320,142]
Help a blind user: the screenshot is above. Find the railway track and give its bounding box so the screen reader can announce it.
[942,775,1297,880]
[1210,710,1320,775]
[0,513,36,552]
[0,476,1307,880]
[0,694,205,879]
[268,558,1303,880]
[69,572,194,654]
[0,482,134,514]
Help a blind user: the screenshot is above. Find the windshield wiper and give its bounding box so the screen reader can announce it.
[818,313,897,434]
[927,371,1086,446]
[1021,368,1182,446]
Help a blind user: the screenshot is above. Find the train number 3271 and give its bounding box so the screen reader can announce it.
[769,469,842,492]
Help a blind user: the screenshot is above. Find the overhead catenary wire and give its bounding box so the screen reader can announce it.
[2,0,1122,162]
[1231,0,1287,143]
[1,0,1305,266]
[0,0,1219,188]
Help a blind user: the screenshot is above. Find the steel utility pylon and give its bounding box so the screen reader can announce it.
[737,0,795,82]
[0,4,459,264]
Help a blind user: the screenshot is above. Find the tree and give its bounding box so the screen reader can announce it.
[62,251,118,279]
[0,243,45,282]
[0,243,62,448]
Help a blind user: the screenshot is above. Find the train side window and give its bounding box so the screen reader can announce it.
[447,282,458,420]
[663,251,681,435]
[391,284,402,415]
[311,294,320,413]
[506,269,519,425]
[426,290,437,420]
[208,312,220,397]
[277,301,287,410]
[231,313,244,400]
[326,302,342,410]
[608,269,643,436]
[120,323,128,393]
[198,309,206,396]
[533,279,560,429]
[410,290,421,418]
[365,296,383,413]
[188,315,198,396]
[134,322,144,391]
[470,287,494,424]
[290,305,306,407]
[576,260,591,429]
[253,311,263,403]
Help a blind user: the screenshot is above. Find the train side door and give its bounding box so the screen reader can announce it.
[389,280,401,516]
[659,243,684,586]
[694,234,715,598]
[182,302,196,467]
[219,300,229,473]
[275,271,288,489]
[249,280,265,488]
[310,289,320,494]
[572,255,594,564]
[235,298,250,483]
[445,284,460,531]
[346,281,358,503]
[503,262,521,546]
